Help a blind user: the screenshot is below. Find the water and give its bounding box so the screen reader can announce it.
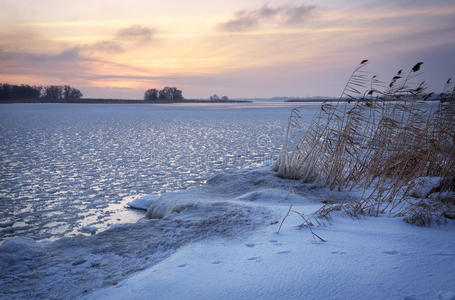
[0,102,319,241]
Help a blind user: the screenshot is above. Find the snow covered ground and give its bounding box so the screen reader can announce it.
[87,215,455,300]
[1,167,454,299]
[85,170,455,300]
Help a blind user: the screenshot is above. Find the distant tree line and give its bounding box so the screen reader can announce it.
[209,94,229,102]
[0,83,83,101]
[144,87,183,102]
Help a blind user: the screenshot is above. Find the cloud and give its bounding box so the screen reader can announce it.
[116,25,155,42]
[282,4,316,25]
[27,47,83,62]
[0,46,148,84]
[0,47,85,68]
[218,4,316,32]
[0,47,91,78]
[87,24,156,54]
[219,12,259,32]
[91,40,124,53]
[369,0,454,9]
[0,24,158,85]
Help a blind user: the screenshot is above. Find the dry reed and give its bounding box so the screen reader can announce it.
[274,61,455,225]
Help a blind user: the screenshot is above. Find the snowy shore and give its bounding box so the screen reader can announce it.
[1,167,455,300]
[87,215,455,300]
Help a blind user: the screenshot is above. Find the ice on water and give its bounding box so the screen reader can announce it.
[1,103,454,300]
[0,103,318,241]
[0,166,299,299]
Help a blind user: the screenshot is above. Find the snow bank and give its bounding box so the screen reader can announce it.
[2,167,454,300]
[0,237,43,270]
[83,168,455,300]
[86,215,455,300]
[205,166,351,204]
[409,177,442,198]
[80,226,97,235]
[127,194,161,210]
[0,169,280,300]
[0,200,272,299]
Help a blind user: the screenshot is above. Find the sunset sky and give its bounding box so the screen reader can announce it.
[1,0,454,98]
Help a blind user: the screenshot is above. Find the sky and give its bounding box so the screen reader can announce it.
[0,0,454,99]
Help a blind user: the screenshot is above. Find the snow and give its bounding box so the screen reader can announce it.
[0,237,43,270]
[80,226,97,234]
[0,168,278,300]
[1,102,454,300]
[409,177,442,198]
[85,169,455,300]
[86,216,455,300]
[1,167,454,300]
[0,103,315,242]
[127,195,161,210]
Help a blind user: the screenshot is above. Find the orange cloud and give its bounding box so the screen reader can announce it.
[0,1,454,98]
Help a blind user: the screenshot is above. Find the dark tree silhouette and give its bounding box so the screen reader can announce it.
[41,85,63,101]
[159,87,183,101]
[0,83,41,100]
[209,94,229,102]
[144,88,159,101]
[210,94,220,101]
[0,83,82,101]
[144,87,183,102]
[63,85,83,99]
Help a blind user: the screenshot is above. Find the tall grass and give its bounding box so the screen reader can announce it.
[274,61,455,225]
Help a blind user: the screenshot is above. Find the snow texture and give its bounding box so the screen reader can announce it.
[87,209,455,300]
[409,177,442,198]
[127,195,161,210]
[1,103,454,300]
[1,167,454,300]
[0,168,283,299]
[1,103,314,242]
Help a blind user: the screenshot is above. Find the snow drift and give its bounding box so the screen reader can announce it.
[0,168,291,300]
[1,167,453,300]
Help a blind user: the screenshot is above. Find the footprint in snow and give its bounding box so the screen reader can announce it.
[212,261,221,265]
[331,251,347,255]
[72,258,87,266]
[382,250,399,255]
[245,243,255,248]
[247,256,260,261]
[269,239,282,246]
[432,253,455,256]
[177,264,187,268]
[277,250,290,255]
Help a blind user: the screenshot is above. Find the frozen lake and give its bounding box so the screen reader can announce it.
[0,102,319,241]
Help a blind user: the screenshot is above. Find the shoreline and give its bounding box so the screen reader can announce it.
[0,98,252,104]
[1,167,454,300]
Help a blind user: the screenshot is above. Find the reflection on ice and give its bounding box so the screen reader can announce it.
[0,103,320,241]
[0,167,277,299]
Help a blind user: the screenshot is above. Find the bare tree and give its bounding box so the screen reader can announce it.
[144,88,159,101]
[41,85,63,101]
[159,87,183,101]
[210,94,220,101]
[63,85,83,99]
